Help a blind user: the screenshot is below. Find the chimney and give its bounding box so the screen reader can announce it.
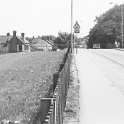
[7,33,10,37]
[21,33,25,39]
[13,30,16,37]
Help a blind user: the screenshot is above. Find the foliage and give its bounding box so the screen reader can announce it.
[88,4,123,48]
[41,35,56,41]
[27,32,78,50]
[54,32,71,49]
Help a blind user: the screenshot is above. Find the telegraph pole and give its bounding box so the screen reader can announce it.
[71,0,73,53]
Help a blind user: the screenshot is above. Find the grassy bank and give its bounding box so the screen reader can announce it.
[0,50,66,123]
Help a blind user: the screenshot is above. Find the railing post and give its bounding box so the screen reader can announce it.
[54,92,58,124]
[41,97,56,124]
[42,49,71,124]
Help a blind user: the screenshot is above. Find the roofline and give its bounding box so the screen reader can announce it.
[46,40,58,49]
[7,36,30,45]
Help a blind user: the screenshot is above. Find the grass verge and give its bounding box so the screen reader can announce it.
[0,50,66,123]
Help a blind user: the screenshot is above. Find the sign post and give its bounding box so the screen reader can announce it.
[73,21,80,53]
[71,0,73,53]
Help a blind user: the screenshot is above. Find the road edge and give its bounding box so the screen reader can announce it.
[63,55,80,124]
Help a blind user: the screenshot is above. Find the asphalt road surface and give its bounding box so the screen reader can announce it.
[75,49,124,124]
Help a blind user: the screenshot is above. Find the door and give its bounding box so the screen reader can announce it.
[19,45,22,52]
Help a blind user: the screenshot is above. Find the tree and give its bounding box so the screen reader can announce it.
[88,4,123,48]
[54,32,71,49]
[41,35,56,41]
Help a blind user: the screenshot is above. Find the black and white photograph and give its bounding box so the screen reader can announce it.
[0,0,124,124]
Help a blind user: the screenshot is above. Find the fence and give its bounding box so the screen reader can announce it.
[0,48,71,124]
[42,48,71,124]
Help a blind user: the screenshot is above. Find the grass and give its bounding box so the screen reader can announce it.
[0,50,66,123]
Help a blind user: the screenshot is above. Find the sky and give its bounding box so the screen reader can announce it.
[0,0,123,37]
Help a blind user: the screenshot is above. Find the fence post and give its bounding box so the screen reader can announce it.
[53,73,59,90]
[54,92,58,124]
[41,97,56,124]
[42,49,71,124]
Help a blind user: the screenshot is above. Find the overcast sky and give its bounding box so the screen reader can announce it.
[0,0,123,37]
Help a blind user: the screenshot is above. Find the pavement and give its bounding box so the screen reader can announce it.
[75,49,124,124]
[63,54,80,124]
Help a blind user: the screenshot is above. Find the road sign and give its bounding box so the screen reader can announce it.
[74,28,80,33]
[73,21,80,33]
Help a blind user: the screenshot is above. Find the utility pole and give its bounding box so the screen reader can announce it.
[73,21,80,53]
[121,4,124,48]
[71,0,73,53]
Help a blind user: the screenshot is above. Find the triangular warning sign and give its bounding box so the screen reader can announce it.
[73,21,80,29]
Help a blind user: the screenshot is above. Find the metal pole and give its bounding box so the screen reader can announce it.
[71,0,73,53]
[73,33,75,53]
[121,4,124,48]
[75,33,78,54]
[54,98,57,124]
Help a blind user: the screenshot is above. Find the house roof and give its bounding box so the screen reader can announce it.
[6,36,30,45]
[46,40,58,49]
[18,37,30,44]
[31,38,51,49]
[31,38,58,49]
[0,34,30,47]
[31,38,52,46]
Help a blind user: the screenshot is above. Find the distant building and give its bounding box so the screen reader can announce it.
[7,31,30,53]
[76,36,89,48]
[31,38,58,51]
[93,43,100,49]
[115,40,120,48]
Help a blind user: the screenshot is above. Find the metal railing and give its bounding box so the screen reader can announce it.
[42,49,71,124]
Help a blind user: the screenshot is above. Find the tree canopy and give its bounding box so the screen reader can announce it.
[88,4,124,48]
[54,32,71,49]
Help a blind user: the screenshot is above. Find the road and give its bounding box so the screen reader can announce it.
[75,49,124,124]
